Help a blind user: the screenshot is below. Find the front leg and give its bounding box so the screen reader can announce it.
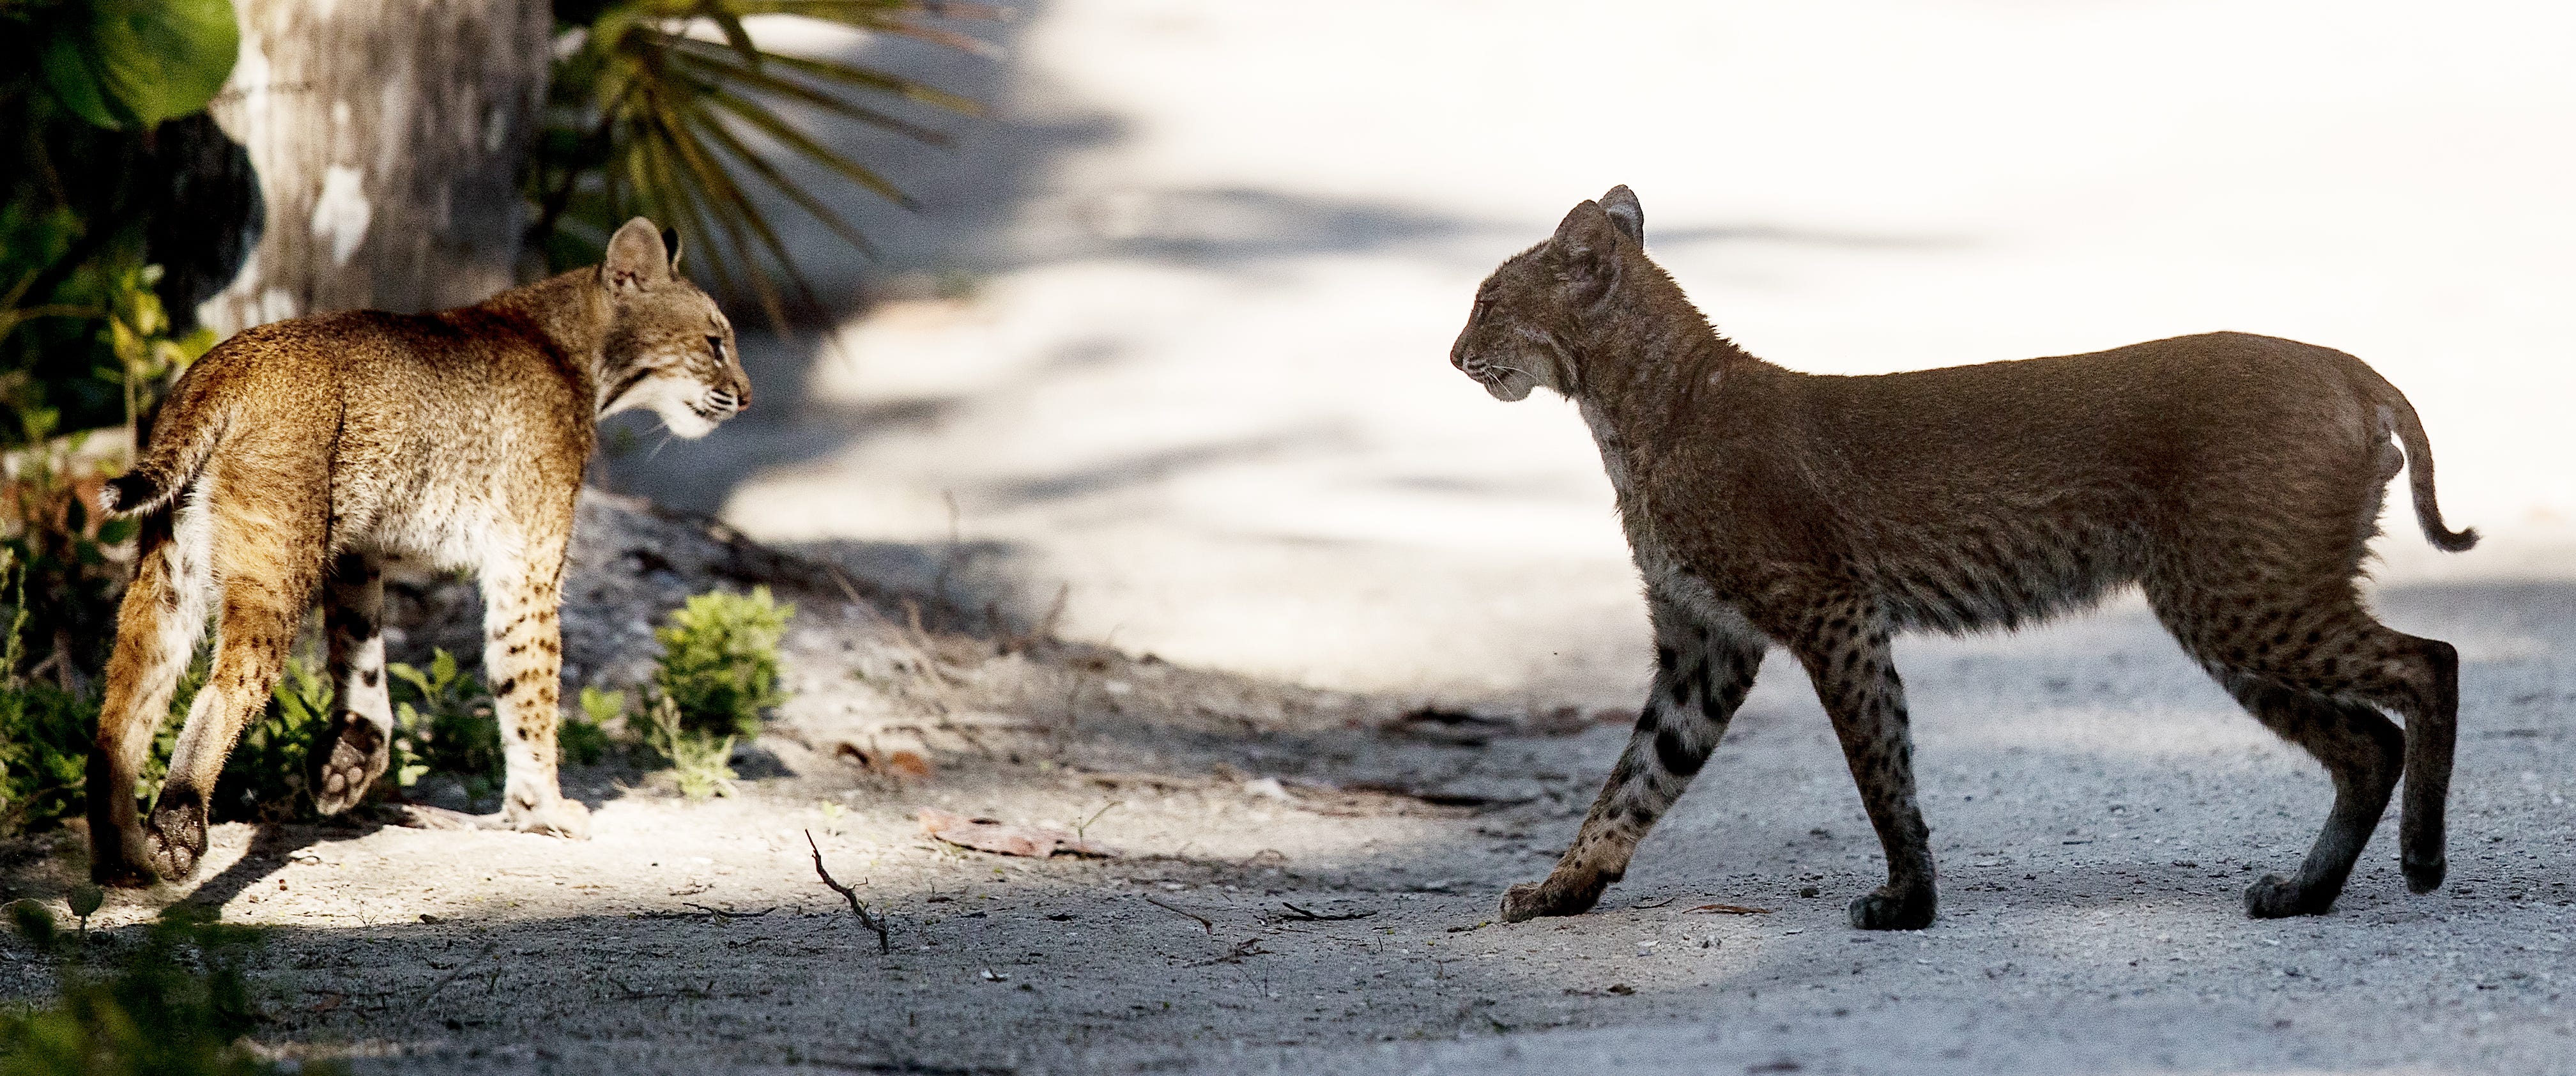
[471,540,589,838]
[1502,600,1764,922]
[1786,594,1936,930]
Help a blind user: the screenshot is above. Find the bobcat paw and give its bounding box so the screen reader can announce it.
[505,796,591,840]
[142,796,208,882]
[1846,886,1936,930]
[309,712,389,816]
[2402,854,2445,895]
[395,798,591,840]
[1499,877,1606,923]
[2242,873,2334,918]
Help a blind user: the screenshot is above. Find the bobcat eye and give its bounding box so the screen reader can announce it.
[705,335,725,358]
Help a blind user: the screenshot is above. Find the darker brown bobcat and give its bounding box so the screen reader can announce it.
[1455,187,2473,930]
[88,218,749,885]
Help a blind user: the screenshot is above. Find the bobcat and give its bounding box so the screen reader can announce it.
[88,218,749,885]
[1454,187,2474,930]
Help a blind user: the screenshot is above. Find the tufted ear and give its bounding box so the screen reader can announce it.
[1599,185,1643,245]
[1552,199,1621,295]
[602,217,671,293]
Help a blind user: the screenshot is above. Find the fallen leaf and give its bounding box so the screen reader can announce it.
[919,809,1119,858]
[1606,983,1636,995]
[1685,903,1774,916]
[979,968,1009,982]
[836,744,935,778]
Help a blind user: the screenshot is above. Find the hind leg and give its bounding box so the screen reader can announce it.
[309,553,392,815]
[2213,675,2405,916]
[145,588,309,880]
[144,484,325,880]
[1501,597,1763,921]
[2154,583,2456,911]
[88,511,213,886]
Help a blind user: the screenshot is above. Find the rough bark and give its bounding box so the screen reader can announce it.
[197,0,551,335]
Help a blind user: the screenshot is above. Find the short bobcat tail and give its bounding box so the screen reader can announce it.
[2371,380,2478,553]
[98,373,227,518]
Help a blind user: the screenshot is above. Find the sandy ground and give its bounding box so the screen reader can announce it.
[10,3,2576,1073]
[3,555,2570,1074]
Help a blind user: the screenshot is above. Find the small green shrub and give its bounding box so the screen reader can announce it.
[387,648,498,800]
[654,585,792,739]
[639,695,734,803]
[1,900,326,1076]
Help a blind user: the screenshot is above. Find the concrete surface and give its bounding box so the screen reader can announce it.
[585,2,2576,1072]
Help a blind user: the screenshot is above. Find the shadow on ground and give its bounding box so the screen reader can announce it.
[3,580,2564,1075]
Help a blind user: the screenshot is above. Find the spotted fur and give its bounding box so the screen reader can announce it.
[1461,187,2474,930]
[88,219,749,885]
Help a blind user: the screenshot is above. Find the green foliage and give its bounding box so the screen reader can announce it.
[638,695,733,802]
[4,4,225,688]
[4,0,231,455]
[653,585,792,738]
[36,0,241,130]
[0,552,97,833]
[0,682,95,834]
[1,902,323,1076]
[526,0,992,323]
[387,648,500,799]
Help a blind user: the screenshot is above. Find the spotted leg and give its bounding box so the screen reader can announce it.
[1502,599,1765,922]
[1783,592,1936,930]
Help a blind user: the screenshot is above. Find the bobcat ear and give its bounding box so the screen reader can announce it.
[602,217,671,293]
[1552,200,1620,291]
[663,227,684,274]
[1599,185,1643,245]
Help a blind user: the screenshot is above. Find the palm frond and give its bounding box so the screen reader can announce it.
[526,0,995,324]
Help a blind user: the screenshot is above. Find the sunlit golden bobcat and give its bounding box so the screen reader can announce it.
[89,219,749,884]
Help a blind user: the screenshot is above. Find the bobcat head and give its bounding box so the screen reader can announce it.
[594,218,752,438]
[1449,185,1646,402]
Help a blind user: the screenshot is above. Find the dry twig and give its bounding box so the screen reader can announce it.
[1142,895,1213,935]
[806,829,890,953]
[681,903,779,919]
[1280,902,1376,922]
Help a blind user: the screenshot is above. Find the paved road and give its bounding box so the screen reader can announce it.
[600,3,2576,1072]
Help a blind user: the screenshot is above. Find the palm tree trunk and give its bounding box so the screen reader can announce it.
[195,0,551,335]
